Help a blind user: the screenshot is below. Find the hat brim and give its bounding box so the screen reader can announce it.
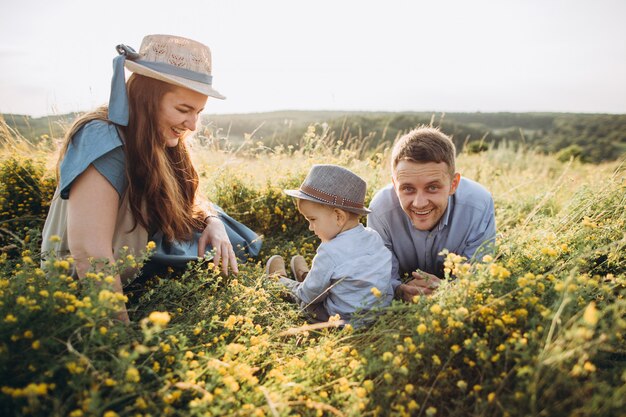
[285,189,371,215]
[125,60,226,100]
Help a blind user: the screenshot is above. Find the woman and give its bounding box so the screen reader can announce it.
[41,35,261,322]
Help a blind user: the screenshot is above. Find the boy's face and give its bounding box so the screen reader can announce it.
[298,199,343,243]
[392,160,460,231]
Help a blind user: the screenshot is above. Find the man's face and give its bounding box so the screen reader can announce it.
[392,160,460,231]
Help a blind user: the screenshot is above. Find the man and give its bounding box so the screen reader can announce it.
[368,126,496,302]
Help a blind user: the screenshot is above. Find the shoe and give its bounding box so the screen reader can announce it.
[290,255,310,282]
[266,255,287,278]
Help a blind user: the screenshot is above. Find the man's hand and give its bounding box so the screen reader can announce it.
[395,283,424,302]
[395,270,442,301]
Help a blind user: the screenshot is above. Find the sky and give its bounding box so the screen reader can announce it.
[1,0,625,117]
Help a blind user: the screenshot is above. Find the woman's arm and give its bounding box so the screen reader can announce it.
[66,164,128,322]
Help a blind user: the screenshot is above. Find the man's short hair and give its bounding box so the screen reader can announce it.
[391,126,456,176]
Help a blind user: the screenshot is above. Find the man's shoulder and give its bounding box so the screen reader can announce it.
[455,177,493,210]
[369,184,398,212]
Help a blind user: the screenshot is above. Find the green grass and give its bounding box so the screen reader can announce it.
[0,123,625,416]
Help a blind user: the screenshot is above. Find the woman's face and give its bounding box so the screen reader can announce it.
[158,86,209,147]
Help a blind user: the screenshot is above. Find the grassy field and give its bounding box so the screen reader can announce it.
[0,122,625,416]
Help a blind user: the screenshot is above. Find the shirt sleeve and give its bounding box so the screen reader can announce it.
[462,196,496,261]
[367,211,402,291]
[59,120,126,199]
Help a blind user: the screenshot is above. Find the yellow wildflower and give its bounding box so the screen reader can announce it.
[125,367,140,383]
[148,311,171,327]
[370,287,382,298]
[583,302,599,325]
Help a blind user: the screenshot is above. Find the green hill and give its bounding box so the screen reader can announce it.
[3,111,625,163]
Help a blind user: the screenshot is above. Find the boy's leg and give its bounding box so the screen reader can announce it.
[303,302,330,323]
[290,255,310,282]
[266,255,287,278]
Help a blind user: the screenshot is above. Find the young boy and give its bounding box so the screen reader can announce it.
[266,164,393,323]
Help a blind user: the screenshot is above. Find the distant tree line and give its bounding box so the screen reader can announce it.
[2,111,625,163]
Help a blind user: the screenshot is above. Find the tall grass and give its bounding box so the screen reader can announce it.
[0,118,624,416]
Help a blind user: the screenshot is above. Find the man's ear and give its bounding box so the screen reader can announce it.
[391,173,397,189]
[449,173,461,195]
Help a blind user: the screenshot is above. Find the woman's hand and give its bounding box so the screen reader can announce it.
[198,216,238,275]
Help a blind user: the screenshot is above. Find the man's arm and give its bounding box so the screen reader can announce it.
[462,197,496,262]
[367,211,402,291]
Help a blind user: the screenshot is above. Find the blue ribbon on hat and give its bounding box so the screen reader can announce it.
[108,44,214,126]
[109,45,140,126]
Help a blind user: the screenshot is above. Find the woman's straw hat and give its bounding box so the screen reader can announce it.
[124,34,224,100]
[109,34,224,126]
[285,164,371,215]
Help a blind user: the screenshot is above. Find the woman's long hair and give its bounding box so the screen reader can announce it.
[57,74,207,242]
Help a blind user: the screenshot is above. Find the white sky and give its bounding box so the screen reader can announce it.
[1,0,625,117]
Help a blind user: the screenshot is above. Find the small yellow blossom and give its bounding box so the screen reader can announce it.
[363,380,374,392]
[148,311,171,327]
[583,302,599,325]
[125,367,140,383]
[370,287,382,298]
[583,361,596,372]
